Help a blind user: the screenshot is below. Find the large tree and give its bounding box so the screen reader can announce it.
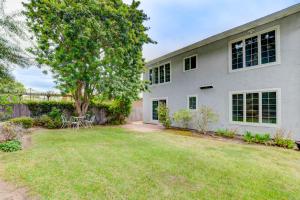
[0,0,31,71]
[24,0,153,116]
[0,0,28,119]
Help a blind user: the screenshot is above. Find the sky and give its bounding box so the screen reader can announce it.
[5,0,300,91]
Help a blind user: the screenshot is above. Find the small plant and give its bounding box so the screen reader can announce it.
[9,117,34,129]
[243,131,271,144]
[48,107,62,120]
[173,109,192,129]
[158,104,171,128]
[216,129,236,138]
[244,131,253,143]
[274,129,295,149]
[253,133,271,144]
[0,140,22,152]
[192,106,218,134]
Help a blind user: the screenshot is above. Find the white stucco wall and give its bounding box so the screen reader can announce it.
[143,12,300,139]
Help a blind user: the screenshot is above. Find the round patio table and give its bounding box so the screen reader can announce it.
[73,116,85,129]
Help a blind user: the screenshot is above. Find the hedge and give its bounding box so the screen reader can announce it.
[23,101,74,117]
[21,100,131,125]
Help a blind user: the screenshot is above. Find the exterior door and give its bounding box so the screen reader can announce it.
[152,99,167,121]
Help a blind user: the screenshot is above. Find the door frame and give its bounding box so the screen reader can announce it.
[151,97,168,124]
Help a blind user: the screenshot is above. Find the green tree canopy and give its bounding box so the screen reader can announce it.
[0,0,31,70]
[24,0,153,116]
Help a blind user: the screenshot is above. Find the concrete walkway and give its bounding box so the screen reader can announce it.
[122,121,164,133]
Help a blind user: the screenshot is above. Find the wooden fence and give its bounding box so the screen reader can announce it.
[3,100,143,123]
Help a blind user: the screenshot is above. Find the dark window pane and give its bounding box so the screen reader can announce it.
[232,94,244,122]
[159,65,165,83]
[191,56,197,69]
[245,36,258,67]
[149,69,153,85]
[189,97,197,110]
[261,30,276,64]
[185,58,190,71]
[262,92,277,124]
[165,63,171,82]
[154,68,159,84]
[246,93,259,123]
[232,41,243,70]
[152,101,158,120]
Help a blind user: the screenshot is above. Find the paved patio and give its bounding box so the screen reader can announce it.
[122,121,164,133]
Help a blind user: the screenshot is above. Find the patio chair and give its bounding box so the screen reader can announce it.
[70,116,80,130]
[61,115,71,128]
[85,115,96,128]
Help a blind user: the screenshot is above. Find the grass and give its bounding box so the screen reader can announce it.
[0,127,300,199]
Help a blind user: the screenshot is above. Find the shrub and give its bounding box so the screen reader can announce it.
[158,104,171,128]
[173,109,192,129]
[192,106,218,134]
[105,99,132,125]
[9,117,34,129]
[274,129,295,149]
[0,140,22,152]
[244,131,253,143]
[243,131,271,144]
[35,115,62,129]
[216,129,237,138]
[48,107,62,120]
[0,123,24,142]
[23,101,74,117]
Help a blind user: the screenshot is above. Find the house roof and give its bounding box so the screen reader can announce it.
[147,3,300,66]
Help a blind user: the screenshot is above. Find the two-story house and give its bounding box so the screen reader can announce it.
[143,4,300,139]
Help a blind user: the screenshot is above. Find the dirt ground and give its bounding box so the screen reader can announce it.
[121,121,164,133]
[0,135,36,200]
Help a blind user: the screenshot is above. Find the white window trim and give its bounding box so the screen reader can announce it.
[183,54,198,72]
[149,61,172,86]
[229,88,281,128]
[228,25,281,73]
[187,95,198,110]
[151,97,169,123]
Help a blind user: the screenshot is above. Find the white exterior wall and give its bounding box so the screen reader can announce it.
[143,12,300,139]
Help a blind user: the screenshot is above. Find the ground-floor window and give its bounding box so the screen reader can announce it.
[230,89,279,125]
[188,95,197,110]
[152,99,167,120]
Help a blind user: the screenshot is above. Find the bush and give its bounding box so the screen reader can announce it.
[192,106,218,134]
[104,99,132,125]
[48,107,62,120]
[0,140,22,152]
[274,129,295,149]
[9,117,34,129]
[20,99,131,126]
[158,104,171,128]
[0,123,24,142]
[216,129,236,138]
[35,115,62,129]
[23,101,74,117]
[173,109,192,129]
[243,131,271,144]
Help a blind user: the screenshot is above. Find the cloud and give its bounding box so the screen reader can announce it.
[6,0,300,91]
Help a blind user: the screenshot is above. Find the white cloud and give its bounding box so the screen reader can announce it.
[5,0,300,91]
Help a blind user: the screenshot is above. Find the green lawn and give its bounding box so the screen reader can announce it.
[0,127,300,200]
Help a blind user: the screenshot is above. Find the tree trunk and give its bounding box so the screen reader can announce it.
[73,81,90,117]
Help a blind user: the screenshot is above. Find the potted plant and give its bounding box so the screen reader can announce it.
[296,141,300,150]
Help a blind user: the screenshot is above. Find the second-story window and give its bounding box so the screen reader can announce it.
[154,67,159,84]
[159,65,165,83]
[230,27,279,71]
[184,55,197,71]
[149,69,153,85]
[149,63,171,85]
